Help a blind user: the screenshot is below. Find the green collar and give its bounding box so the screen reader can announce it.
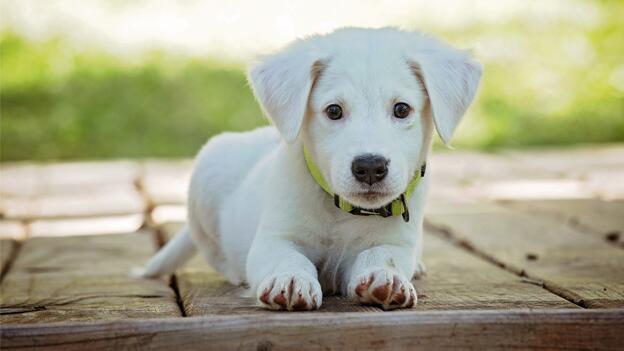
[303,147,426,222]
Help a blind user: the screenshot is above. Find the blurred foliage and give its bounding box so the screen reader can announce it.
[1,1,623,161]
[440,0,624,150]
[0,36,265,161]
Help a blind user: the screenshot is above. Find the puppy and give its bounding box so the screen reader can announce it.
[140,27,481,310]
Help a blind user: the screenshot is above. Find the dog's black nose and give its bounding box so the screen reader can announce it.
[351,154,389,185]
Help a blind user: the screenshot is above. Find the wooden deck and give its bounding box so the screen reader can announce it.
[1,145,623,350]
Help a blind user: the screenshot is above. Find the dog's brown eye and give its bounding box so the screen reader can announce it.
[393,102,411,119]
[325,104,343,120]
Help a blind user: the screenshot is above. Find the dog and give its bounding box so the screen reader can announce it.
[139,27,481,311]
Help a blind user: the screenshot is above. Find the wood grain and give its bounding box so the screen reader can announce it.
[140,160,192,205]
[503,145,624,177]
[0,161,140,197]
[0,187,145,220]
[2,309,622,350]
[499,199,624,246]
[161,221,574,315]
[426,203,624,308]
[0,220,26,240]
[417,233,574,310]
[0,231,181,324]
[27,214,144,238]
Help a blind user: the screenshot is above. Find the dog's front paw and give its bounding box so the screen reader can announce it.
[349,269,416,310]
[257,272,322,311]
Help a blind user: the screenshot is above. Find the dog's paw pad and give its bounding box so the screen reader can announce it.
[257,272,322,311]
[350,270,416,310]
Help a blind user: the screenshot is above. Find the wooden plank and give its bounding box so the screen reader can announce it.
[426,155,592,204]
[426,203,624,308]
[161,222,270,315]
[0,163,39,197]
[0,220,27,240]
[476,179,594,201]
[1,309,623,350]
[161,221,574,315]
[417,233,575,310]
[429,146,624,203]
[38,161,141,194]
[499,199,624,246]
[502,145,624,200]
[0,161,140,197]
[427,150,554,203]
[151,205,186,226]
[141,160,192,205]
[585,169,624,200]
[0,189,145,220]
[28,214,144,238]
[0,231,181,324]
[503,145,624,177]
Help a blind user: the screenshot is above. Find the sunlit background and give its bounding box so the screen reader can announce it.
[1,0,623,161]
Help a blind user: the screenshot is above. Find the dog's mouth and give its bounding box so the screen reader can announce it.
[343,190,398,209]
[352,191,391,200]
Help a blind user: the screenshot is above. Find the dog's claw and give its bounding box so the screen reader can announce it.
[257,272,322,311]
[349,270,417,310]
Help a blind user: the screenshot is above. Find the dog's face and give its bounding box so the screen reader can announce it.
[305,51,431,208]
[249,28,481,209]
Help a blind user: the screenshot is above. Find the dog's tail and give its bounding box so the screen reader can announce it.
[135,224,196,278]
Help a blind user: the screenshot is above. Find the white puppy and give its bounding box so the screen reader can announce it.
[141,27,481,311]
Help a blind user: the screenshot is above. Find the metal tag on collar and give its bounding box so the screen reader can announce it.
[350,205,392,218]
[372,203,393,217]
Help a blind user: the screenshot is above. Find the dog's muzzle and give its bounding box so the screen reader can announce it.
[304,146,426,222]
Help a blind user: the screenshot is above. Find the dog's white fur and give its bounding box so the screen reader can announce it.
[141,27,481,310]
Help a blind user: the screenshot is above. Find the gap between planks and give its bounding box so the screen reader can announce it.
[0,240,21,284]
[424,220,589,309]
[424,214,616,308]
[134,170,187,318]
[0,219,32,283]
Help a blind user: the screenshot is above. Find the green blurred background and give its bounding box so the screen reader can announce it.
[1,0,623,161]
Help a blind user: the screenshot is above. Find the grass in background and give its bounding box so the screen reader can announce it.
[441,0,624,150]
[1,0,623,161]
[1,35,265,161]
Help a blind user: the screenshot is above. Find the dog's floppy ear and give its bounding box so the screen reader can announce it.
[248,43,325,144]
[409,47,482,145]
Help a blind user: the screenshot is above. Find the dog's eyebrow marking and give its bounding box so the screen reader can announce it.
[407,61,431,118]
[311,60,326,80]
[309,60,329,97]
[407,61,429,99]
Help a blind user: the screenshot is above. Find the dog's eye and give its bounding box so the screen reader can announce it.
[393,102,411,119]
[325,104,343,120]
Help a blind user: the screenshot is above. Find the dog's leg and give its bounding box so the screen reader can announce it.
[247,239,322,311]
[345,245,417,310]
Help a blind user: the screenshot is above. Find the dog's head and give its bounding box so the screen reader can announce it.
[249,28,481,209]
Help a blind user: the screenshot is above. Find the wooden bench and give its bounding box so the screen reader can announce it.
[1,146,623,349]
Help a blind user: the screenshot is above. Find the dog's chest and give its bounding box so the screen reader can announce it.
[292,216,399,292]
